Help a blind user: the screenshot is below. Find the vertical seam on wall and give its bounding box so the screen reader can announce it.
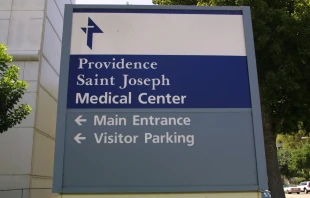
[42,53,60,75]
[29,0,49,188]
[22,62,26,81]
[46,16,62,42]
[38,82,58,102]
[6,0,32,189]
[38,1,65,103]
[54,0,64,19]
[6,0,13,45]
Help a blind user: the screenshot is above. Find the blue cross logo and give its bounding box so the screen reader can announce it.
[81,17,103,50]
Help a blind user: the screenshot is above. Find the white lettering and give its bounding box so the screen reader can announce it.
[95,133,103,143]
[133,115,191,126]
[77,58,158,70]
[76,74,115,86]
[144,132,194,146]
[75,92,131,104]
[78,58,88,69]
[94,115,126,126]
[119,74,170,90]
[76,93,89,104]
[94,132,138,144]
[138,93,186,105]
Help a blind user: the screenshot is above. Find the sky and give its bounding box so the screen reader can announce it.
[75,0,153,5]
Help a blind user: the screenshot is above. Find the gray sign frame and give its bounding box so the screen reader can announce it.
[52,4,268,194]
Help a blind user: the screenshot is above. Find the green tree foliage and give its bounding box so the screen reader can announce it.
[0,44,32,133]
[278,149,296,179]
[153,1,310,197]
[277,128,309,149]
[290,144,310,178]
[277,131,309,179]
[277,132,310,181]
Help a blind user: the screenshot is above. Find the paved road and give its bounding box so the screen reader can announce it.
[286,193,310,198]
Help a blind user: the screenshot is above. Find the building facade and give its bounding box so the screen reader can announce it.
[0,0,75,194]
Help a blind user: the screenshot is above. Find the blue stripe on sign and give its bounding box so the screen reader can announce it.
[67,55,251,109]
[72,8,242,15]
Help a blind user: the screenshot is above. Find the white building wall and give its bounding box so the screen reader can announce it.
[0,0,75,194]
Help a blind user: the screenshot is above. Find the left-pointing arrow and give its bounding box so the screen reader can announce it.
[75,115,87,126]
[74,133,86,144]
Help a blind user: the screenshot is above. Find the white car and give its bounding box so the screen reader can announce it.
[298,181,310,193]
[284,184,301,194]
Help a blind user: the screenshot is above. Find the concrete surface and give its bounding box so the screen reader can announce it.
[286,193,310,198]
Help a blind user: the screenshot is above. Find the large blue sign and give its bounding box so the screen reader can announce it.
[53,5,268,194]
[67,55,251,108]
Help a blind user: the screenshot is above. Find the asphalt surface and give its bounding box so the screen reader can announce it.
[286,192,310,198]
